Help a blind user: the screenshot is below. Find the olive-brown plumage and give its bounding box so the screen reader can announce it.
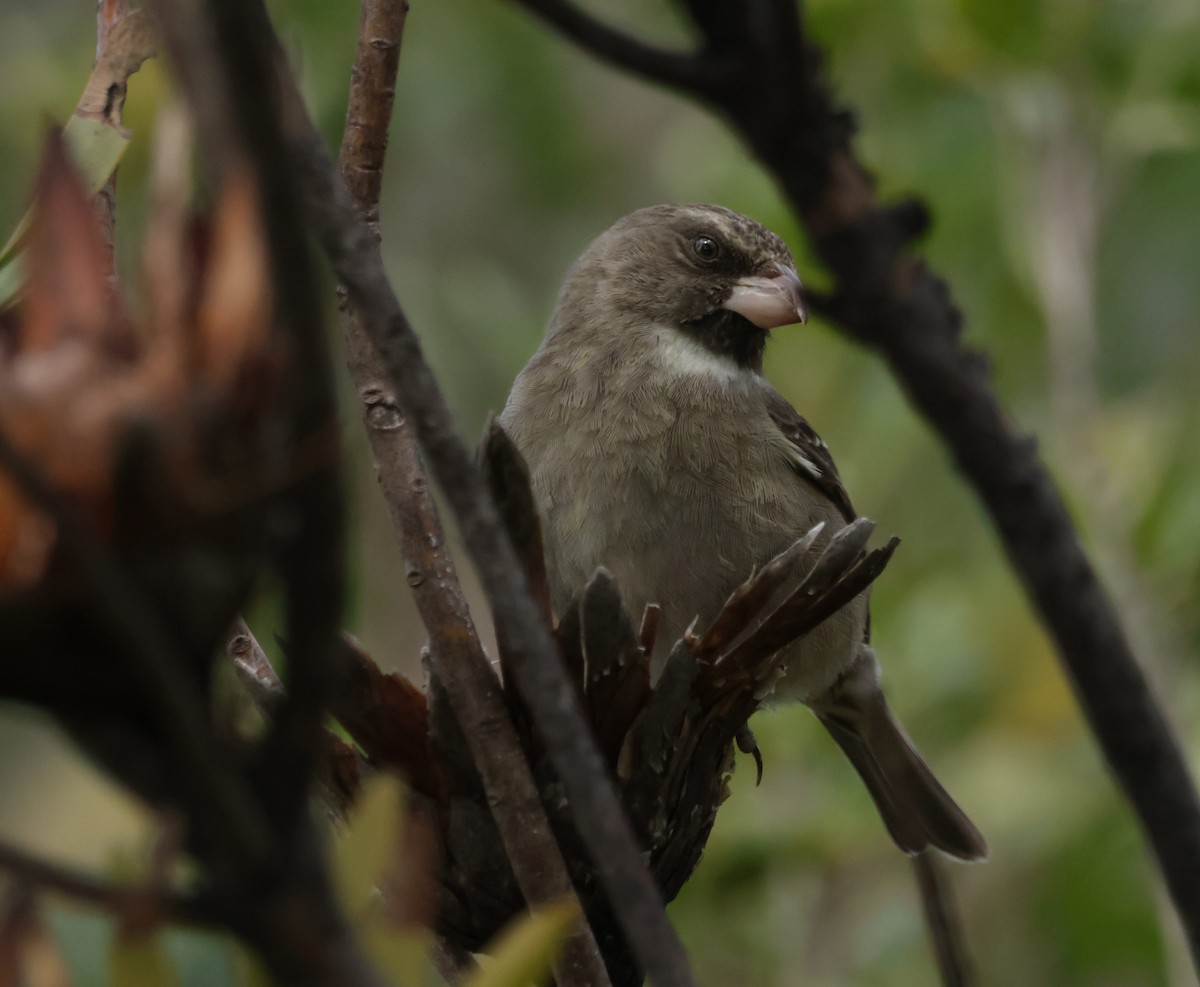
[500,204,985,861]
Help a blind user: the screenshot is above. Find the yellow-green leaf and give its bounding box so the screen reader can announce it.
[333,774,405,919]
[230,942,273,987]
[363,924,435,986]
[109,932,180,987]
[463,899,581,987]
[64,113,134,195]
[0,256,24,310]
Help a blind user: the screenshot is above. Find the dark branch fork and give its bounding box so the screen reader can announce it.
[509,0,1200,974]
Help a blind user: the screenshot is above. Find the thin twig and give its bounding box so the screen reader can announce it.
[228,616,284,704]
[0,839,209,927]
[92,0,131,278]
[226,621,364,819]
[510,0,719,95]
[334,4,610,982]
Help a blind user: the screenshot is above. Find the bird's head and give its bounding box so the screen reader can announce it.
[550,204,808,371]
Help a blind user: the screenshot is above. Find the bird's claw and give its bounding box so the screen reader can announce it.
[735,724,764,786]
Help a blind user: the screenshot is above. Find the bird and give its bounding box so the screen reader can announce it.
[499,203,986,861]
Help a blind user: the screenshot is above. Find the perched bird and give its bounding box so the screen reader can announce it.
[500,204,986,861]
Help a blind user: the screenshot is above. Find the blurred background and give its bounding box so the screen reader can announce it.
[2,0,1200,984]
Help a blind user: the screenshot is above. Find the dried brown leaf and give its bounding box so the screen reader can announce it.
[332,634,439,796]
[723,534,900,673]
[194,170,273,394]
[481,418,552,624]
[19,132,129,355]
[581,569,650,764]
[690,522,825,664]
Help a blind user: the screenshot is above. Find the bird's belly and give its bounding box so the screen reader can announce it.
[527,400,864,703]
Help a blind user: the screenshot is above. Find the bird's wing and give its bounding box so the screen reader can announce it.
[761,385,857,524]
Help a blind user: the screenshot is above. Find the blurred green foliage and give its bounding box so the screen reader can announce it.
[1,0,1199,984]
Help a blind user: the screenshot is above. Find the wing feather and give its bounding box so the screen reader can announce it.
[760,385,856,524]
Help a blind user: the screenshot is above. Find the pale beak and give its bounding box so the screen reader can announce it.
[721,263,809,330]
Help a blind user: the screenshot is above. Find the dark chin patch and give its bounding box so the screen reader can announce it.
[680,308,767,371]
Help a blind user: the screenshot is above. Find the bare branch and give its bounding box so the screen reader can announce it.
[510,0,719,95]
[273,17,699,987]
[142,1,397,984]
[226,622,364,819]
[0,839,211,927]
[92,0,131,277]
[334,5,610,982]
[228,616,285,704]
[338,0,408,234]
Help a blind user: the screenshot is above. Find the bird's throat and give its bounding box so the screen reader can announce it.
[679,309,767,372]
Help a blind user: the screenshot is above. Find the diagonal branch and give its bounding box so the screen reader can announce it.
[0,838,215,927]
[334,4,608,982]
[266,13,699,987]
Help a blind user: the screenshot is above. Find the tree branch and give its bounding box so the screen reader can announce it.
[335,4,610,983]
[512,0,720,95]
[266,12,699,987]
[92,0,131,281]
[0,839,212,927]
[227,621,364,820]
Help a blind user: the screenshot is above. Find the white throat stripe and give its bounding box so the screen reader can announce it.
[654,328,745,382]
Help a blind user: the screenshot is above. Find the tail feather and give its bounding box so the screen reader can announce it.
[812,649,987,862]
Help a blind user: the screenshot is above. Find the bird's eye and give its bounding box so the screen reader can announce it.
[693,235,721,262]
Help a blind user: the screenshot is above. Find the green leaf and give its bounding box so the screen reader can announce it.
[109,932,181,987]
[0,255,24,311]
[63,113,134,196]
[463,899,581,987]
